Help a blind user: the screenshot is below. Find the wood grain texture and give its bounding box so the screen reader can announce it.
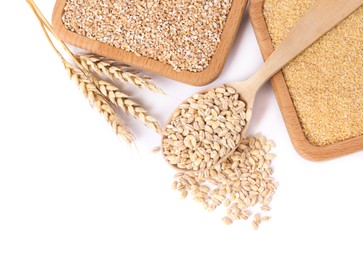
[52,0,247,86]
[249,0,363,161]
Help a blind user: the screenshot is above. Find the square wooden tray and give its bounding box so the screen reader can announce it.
[249,0,363,161]
[52,0,248,86]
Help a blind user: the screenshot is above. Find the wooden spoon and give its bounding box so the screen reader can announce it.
[162,0,363,171]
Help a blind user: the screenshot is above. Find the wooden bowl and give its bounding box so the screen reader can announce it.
[249,0,363,161]
[52,0,248,86]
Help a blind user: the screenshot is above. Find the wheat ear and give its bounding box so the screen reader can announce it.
[97,80,162,134]
[27,0,137,143]
[64,61,135,143]
[78,54,165,94]
[77,54,162,133]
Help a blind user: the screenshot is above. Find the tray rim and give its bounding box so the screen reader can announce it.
[52,0,248,86]
[248,0,363,161]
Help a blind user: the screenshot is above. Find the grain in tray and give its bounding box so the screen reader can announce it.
[263,0,363,146]
[62,0,233,72]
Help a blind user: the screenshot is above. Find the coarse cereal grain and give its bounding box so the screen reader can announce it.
[172,134,278,230]
[254,213,262,224]
[252,220,259,230]
[222,216,233,225]
[151,146,161,153]
[62,0,233,72]
[180,190,188,199]
[162,86,247,171]
[261,205,271,211]
[171,181,178,190]
[262,216,271,222]
[263,0,363,146]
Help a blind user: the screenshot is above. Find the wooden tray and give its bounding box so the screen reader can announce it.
[52,0,248,86]
[249,0,363,161]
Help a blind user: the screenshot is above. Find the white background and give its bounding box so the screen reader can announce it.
[1,1,362,259]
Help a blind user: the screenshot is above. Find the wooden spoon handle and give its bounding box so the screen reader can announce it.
[252,0,363,87]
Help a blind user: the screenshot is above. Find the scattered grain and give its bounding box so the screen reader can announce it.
[172,134,277,229]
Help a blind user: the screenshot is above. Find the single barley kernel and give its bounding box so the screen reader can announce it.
[180,191,188,199]
[240,212,250,220]
[261,205,271,212]
[151,146,161,153]
[201,201,209,210]
[193,196,203,203]
[262,216,271,222]
[254,213,262,224]
[208,204,217,212]
[252,221,259,230]
[222,216,233,225]
[171,181,178,190]
[191,189,199,196]
[246,109,252,121]
[199,186,210,193]
[224,198,231,207]
[243,210,252,217]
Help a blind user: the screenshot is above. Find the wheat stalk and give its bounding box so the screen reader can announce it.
[97,80,162,134]
[27,0,134,143]
[78,54,165,94]
[64,61,135,143]
[27,0,164,143]
[77,55,162,133]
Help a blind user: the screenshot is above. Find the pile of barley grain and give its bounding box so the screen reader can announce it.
[162,86,250,171]
[173,134,277,229]
[263,0,363,146]
[62,0,232,72]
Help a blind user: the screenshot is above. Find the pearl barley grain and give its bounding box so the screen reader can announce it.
[222,216,233,225]
[172,134,278,230]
